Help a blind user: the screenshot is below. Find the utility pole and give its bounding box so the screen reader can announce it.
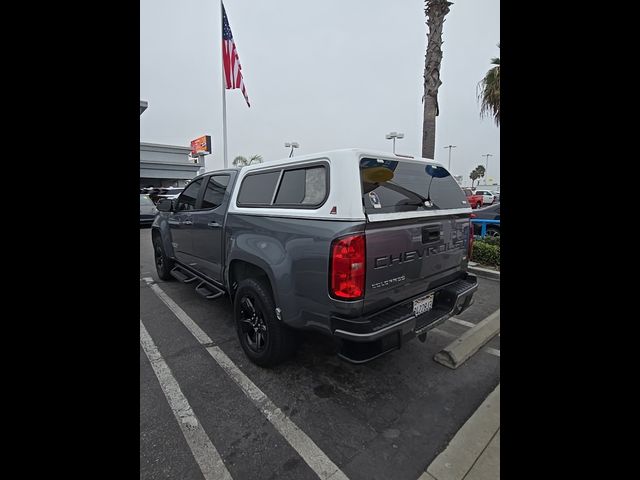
[482,153,493,184]
[443,145,457,170]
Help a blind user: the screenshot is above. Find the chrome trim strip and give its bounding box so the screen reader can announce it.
[366,208,472,222]
[334,315,416,339]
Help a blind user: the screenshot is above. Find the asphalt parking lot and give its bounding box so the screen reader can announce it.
[139,227,500,480]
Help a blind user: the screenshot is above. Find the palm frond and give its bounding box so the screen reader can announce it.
[477,52,500,126]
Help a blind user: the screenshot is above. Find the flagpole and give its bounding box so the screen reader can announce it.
[220,0,228,169]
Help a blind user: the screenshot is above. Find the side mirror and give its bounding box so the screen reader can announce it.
[157,198,174,212]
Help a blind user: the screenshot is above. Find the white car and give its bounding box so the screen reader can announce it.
[474,189,495,205]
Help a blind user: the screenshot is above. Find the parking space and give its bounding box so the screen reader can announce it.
[140,228,500,480]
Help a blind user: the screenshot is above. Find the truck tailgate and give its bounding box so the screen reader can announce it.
[363,215,470,314]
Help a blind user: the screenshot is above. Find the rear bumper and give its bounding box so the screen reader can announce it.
[331,273,478,363]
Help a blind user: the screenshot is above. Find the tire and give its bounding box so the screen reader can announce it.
[476,202,482,209]
[234,278,297,367]
[153,234,174,281]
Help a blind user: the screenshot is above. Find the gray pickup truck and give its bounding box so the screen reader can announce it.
[151,149,477,366]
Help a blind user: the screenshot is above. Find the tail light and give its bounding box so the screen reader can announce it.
[330,234,366,300]
[468,214,475,258]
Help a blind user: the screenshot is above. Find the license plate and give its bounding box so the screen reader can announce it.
[413,293,434,317]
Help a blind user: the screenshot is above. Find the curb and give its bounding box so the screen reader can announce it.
[468,265,500,280]
[433,309,500,369]
[420,384,500,480]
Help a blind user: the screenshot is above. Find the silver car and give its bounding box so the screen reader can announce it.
[140,194,158,225]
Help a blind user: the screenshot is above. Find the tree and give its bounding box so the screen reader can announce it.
[232,155,263,167]
[477,44,500,126]
[232,156,248,167]
[422,0,453,159]
[469,165,486,187]
[469,168,480,188]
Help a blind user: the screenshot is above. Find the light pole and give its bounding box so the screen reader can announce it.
[482,153,493,184]
[284,142,299,158]
[443,145,457,171]
[385,131,404,153]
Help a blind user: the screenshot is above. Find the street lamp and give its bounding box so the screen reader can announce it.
[482,153,493,184]
[385,131,404,153]
[284,142,299,158]
[443,145,457,171]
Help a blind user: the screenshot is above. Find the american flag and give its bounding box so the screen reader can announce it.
[222,3,250,107]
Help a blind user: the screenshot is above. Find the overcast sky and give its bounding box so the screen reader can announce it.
[141,0,500,185]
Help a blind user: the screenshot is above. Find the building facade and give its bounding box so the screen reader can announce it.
[140,100,203,188]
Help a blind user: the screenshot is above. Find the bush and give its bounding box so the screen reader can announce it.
[471,238,500,268]
[479,235,500,246]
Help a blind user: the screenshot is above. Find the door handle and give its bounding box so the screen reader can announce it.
[207,221,221,228]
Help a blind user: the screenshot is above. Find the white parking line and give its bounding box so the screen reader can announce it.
[146,280,213,345]
[208,345,349,480]
[449,317,477,328]
[485,347,501,357]
[143,278,348,480]
[139,320,232,480]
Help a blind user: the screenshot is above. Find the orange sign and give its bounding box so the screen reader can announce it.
[190,135,212,155]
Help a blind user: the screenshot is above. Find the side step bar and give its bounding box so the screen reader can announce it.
[195,281,224,300]
[170,265,199,283]
[170,265,226,300]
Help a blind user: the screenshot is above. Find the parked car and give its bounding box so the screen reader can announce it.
[140,187,162,203]
[140,194,158,226]
[490,190,500,203]
[152,149,478,366]
[473,189,495,206]
[472,203,500,237]
[462,188,483,209]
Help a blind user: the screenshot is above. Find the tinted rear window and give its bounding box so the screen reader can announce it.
[359,158,467,214]
[274,166,326,206]
[237,171,280,205]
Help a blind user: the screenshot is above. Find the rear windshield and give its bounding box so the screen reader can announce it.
[359,157,467,214]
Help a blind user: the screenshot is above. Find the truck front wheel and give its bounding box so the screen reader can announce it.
[234,278,296,367]
[153,234,174,281]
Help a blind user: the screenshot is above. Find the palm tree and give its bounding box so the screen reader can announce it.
[233,155,263,167]
[232,156,248,167]
[477,44,500,126]
[422,0,453,159]
[469,168,480,188]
